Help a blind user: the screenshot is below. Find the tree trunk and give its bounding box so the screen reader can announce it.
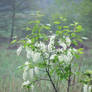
[10,0,16,42]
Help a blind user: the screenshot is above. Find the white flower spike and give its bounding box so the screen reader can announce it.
[17,45,23,56]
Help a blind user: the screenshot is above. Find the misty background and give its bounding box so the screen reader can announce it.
[0,0,92,92]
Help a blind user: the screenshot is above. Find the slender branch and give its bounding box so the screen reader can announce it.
[41,49,58,92]
[46,68,58,92]
[67,64,71,92]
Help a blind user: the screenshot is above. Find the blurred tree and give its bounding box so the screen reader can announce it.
[10,0,16,42]
[78,0,92,39]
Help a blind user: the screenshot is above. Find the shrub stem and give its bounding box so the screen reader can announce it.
[46,68,58,92]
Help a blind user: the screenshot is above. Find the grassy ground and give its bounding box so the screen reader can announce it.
[0,38,92,92]
[0,40,26,92]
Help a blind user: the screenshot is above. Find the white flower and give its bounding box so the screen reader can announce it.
[26,47,33,59]
[46,24,51,26]
[58,54,68,62]
[48,34,56,52]
[66,37,71,46]
[27,38,31,43]
[48,43,53,52]
[56,48,63,53]
[39,42,46,52]
[24,65,29,71]
[32,52,40,62]
[23,70,27,80]
[25,61,30,65]
[50,54,56,60]
[83,84,88,92]
[88,86,91,92]
[34,67,39,74]
[67,50,73,62]
[58,40,67,50]
[26,46,41,62]
[23,64,29,80]
[29,69,34,78]
[58,51,73,64]
[50,34,56,42]
[72,48,78,54]
[35,42,39,47]
[44,52,49,58]
[22,80,30,86]
[17,45,23,56]
[31,85,34,92]
[73,48,77,52]
[82,37,88,40]
[35,42,46,52]
[68,48,77,54]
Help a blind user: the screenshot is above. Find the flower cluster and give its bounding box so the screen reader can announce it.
[83,84,92,92]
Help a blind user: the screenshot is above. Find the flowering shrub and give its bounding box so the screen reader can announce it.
[17,17,84,92]
[80,70,92,92]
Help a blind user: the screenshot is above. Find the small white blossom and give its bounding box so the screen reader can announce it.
[50,34,56,42]
[69,48,77,54]
[58,51,73,64]
[24,66,29,71]
[48,34,56,52]
[25,61,30,65]
[44,52,49,58]
[23,64,29,80]
[31,85,34,92]
[46,24,51,26]
[48,43,53,52]
[27,38,31,43]
[22,80,30,86]
[83,84,88,92]
[34,67,39,74]
[35,42,46,52]
[58,40,67,50]
[50,54,56,60]
[29,69,34,78]
[82,37,88,40]
[35,42,39,47]
[26,47,33,59]
[58,54,66,62]
[88,86,91,92]
[17,45,23,56]
[56,48,63,53]
[67,50,73,62]
[32,52,40,62]
[72,48,78,53]
[66,37,71,46]
[26,47,41,62]
[23,70,27,80]
[73,48,77,52]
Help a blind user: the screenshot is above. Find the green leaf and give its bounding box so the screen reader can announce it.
[63,26,69,29]
[42,25,51,30]
[71,33,76,37]
[54,21,61,24]
[76,25,82,32]
[26,27,31,31]
[11,40,16,44]
[58,26,62,29]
